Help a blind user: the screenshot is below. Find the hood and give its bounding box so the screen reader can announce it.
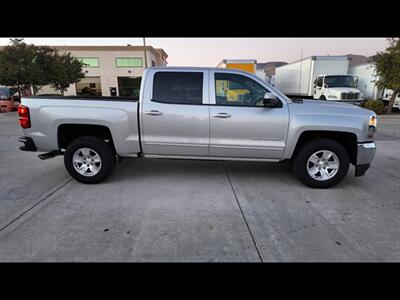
[292,99,374,116]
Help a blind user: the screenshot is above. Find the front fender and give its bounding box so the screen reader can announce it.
[282,109,368,159]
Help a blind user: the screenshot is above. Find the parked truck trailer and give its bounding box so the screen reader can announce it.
[217,59,257,74]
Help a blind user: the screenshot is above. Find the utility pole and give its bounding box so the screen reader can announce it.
[143,37,148,68]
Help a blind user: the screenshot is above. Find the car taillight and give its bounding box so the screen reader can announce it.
[18,105,31,128]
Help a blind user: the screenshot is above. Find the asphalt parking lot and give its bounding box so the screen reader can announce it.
[0,112,399,262]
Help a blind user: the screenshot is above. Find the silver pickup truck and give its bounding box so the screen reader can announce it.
[18,67,377,188]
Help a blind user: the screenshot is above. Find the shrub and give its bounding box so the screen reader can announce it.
[363,100,385,114]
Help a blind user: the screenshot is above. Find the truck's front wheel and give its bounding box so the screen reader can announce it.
[64,136,116,184]
[293,138,349,188]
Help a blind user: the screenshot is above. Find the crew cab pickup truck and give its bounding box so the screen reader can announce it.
[18,67,377,188]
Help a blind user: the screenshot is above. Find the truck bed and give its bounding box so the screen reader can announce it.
[21,96,141,156]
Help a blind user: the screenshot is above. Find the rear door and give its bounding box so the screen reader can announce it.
[141,70,209,156]
[209,70,289,159]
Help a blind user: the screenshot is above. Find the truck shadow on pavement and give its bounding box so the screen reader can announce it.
[106,157,358,189]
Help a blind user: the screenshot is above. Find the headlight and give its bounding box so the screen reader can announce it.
[369,115,377,127]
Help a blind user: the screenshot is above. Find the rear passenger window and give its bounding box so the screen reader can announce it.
[152,72,203,105]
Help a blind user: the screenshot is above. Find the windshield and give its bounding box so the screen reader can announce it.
[0,87,11,97]
[324,76,355,88]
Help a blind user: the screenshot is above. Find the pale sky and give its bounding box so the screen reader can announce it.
[0,38,388,66]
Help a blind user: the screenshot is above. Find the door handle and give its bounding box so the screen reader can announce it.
[145,110,163,116]
[212,113,231,118]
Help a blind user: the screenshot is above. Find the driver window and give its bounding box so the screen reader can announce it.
[316,77,323,87]
[215,73,268,106]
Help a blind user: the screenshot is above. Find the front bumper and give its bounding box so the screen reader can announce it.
[339,99,364,106]
[355,142,376,177]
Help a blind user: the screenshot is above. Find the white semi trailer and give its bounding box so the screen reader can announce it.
[275,56,364,103]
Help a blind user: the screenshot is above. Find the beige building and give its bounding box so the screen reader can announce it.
[36,45,168,97]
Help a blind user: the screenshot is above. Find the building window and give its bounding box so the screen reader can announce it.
[76,77,102,96]
[117,77,141,98]
[78,57,100,68]
[116,57,143,68]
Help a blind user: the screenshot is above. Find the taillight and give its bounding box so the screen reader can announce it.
[18,104,31,129]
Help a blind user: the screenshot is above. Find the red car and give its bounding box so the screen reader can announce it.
[0,87,14,113]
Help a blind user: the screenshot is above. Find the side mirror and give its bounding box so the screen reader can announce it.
[324,84,328,88]
[263,92,281,108]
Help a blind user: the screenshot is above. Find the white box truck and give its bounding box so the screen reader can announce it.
[275,56,364,103]
[348,63,381,100]
[382,88,400,110]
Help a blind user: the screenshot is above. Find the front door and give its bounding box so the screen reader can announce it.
[209,71,289,159]
[141,70,209,156]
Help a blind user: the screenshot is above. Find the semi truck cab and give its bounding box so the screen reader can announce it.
[313,74,364,102]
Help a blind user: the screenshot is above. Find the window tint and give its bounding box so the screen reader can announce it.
[153,72,203,105]
[0,87,10,97]
[116,57,143,68]
[215,73,267,106]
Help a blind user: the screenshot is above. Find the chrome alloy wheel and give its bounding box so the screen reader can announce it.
[72,148,102,177]
[306,150,340,181]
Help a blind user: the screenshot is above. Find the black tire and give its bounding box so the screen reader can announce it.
[64,136,116,184]
[293,138,349,188]
[319,96,327,100]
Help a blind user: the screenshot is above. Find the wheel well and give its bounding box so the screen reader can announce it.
[292,131,357,165]
[58,124,116,153]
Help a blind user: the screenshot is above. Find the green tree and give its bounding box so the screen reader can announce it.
[370,38,400,114]
[50,52,85,95]
[31,45,58,95]
[0,39,85,96]
[0,39,39,96]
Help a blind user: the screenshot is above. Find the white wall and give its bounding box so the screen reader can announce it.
[349,63,381,100]
[275,58,312,96]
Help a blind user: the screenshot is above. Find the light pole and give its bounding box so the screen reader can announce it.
[143,37,148,68]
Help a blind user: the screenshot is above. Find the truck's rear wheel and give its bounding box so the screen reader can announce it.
[293,138,349,188]
[64,136,116,184]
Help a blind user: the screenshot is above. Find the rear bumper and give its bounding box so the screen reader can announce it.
[355,142,376,177]
[18,136,37,151]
